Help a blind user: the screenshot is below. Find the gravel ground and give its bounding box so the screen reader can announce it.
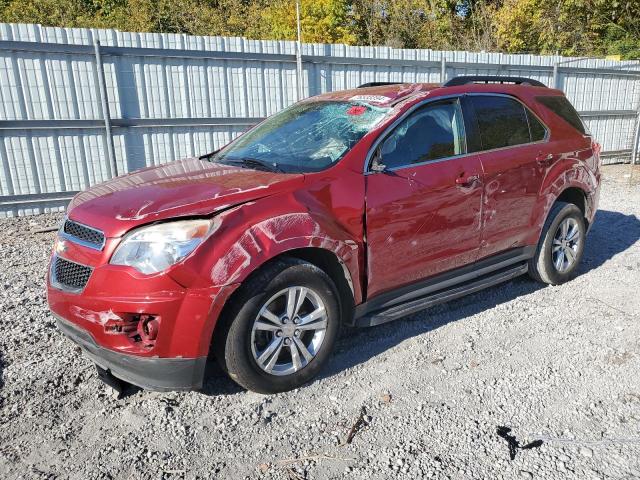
[1,165,640,480]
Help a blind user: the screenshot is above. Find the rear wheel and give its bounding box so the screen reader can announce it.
[215,258,340,394]
[529,201,585,285]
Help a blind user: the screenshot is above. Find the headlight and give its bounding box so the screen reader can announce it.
[110,219,213,274]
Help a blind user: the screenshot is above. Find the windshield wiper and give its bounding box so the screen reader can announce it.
[226,157,285,173]
[199,150,219,161]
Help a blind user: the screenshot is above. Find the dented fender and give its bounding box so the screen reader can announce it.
[528,151,600,244]
[170,176,366,307]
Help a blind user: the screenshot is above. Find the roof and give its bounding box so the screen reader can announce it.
[310,78,558,107]
[312,83,440,107]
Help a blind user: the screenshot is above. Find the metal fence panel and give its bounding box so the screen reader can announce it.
[0,22,639,216]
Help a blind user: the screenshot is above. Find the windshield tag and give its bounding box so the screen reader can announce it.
[349,94,392,104]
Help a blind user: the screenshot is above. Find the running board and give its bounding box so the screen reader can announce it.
[355,262,528,327]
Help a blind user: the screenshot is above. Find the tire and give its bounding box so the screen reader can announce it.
[215,257,341,394]
[528,201,586,285]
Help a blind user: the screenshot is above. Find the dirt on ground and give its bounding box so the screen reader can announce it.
[599,163,640,185]
[1,165,640,479]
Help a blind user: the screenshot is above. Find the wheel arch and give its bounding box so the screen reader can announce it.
[286,247,356,326]
[532,161,594,244]
[208,247,357,358]
[555,186,589,228]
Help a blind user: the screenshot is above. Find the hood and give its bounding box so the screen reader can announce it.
[67,157,305,237]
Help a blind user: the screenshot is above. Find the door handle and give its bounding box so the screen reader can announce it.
[455,174,480,186]
[536,153,554,166]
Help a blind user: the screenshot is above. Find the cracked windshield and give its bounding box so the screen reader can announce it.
[213,101,390,173]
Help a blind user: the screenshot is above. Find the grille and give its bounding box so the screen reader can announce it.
[52,256,93,292]
[62,219,104,249]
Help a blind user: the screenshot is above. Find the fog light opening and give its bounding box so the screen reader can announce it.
[102,313,160,350]
[137,314,159,348]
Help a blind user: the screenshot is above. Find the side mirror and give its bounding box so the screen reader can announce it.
[371,162,387,173]
[370,149,388,173]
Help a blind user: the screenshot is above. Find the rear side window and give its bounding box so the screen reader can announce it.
[536,96,586,134]
[528,111,547,142]
[470,96,531,150]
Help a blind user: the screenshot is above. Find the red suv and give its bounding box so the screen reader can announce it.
[47,76,600,394]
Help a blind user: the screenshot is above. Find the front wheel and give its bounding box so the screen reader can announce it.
[529,201,586,285]
[215,258,341,394]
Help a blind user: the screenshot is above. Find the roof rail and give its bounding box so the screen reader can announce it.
[358,82,403,88]
[443,76,547,88]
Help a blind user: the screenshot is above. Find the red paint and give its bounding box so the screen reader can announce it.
[365,155,483,297]
[67,157,305,238]
[47,81,600,368]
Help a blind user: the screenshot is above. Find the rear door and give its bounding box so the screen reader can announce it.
[464,94,550,258]
[365,98,484,298]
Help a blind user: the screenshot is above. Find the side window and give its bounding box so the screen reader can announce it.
[470,96,531,150]
[536,96,587,134]
[378,100,465,169]
[527,109,547,142]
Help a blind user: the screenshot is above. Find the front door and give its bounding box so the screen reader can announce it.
[365,99,483,299]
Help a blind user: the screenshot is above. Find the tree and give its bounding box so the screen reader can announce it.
[0,0,638,58]
[493,0,640,58]
[588,0,640,59]
[1,0,98,27]
[250,0,356,44]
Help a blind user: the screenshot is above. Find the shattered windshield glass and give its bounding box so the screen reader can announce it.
[213,101,390,173]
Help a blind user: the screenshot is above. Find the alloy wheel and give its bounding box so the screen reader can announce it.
[552,217,582,273]
[251,286,328,376]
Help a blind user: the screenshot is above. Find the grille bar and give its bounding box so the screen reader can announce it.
[50,256,93,293]
[61,218,105,250]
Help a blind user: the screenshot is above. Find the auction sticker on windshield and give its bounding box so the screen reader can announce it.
[349,94,392,104]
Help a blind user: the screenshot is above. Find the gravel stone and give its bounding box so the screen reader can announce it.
[1,166,640,479]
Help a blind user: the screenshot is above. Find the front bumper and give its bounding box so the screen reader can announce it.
[55,314,207,391]
[47,243,239,391]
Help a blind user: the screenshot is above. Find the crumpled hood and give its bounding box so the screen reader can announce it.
[67,157,304,237]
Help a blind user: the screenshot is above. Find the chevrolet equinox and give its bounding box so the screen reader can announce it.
[47,76,601,393]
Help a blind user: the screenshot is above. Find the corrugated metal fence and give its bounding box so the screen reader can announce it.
[0,22,639,217]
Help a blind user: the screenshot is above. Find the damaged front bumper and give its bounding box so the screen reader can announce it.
[46,248,239,392]
[55,314,207,391]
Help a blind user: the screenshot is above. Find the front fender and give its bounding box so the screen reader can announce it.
[210,210,360,292]
[171,192,364,304]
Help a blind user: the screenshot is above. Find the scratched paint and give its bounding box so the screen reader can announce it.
[70,305,122,326]
[210,213,355,286]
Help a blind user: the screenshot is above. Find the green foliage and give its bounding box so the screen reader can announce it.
[494,0,640,58]
[254,0,356,44]
[350,0,458,50]
[0,0,638,59]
